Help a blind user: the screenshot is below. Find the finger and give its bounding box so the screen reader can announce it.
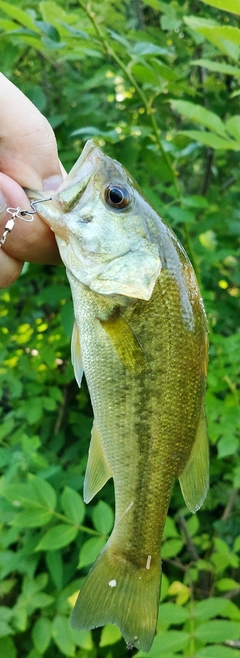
[0,74,63,188]
[0,173,62,264]
[0,248,23,289]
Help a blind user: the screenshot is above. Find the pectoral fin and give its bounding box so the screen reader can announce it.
[100,314,147,371]
[71,320,83,387]
[179,409,209,513]
[84,422,112,503]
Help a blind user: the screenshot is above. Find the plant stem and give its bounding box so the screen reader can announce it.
[51,508,102,536]
[177,515,199,563]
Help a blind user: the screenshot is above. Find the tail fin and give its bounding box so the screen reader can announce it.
[71,539,161,652]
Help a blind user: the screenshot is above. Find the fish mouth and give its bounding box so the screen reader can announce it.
[57,140,102,193]
[52,140,102,213]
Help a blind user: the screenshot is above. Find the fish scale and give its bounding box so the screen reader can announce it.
[26,139,209,652]
[68,269,204,556]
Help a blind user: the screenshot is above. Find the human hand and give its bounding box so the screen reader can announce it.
[0,73,64,288]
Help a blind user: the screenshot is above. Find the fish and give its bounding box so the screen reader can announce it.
[27,139,209,653]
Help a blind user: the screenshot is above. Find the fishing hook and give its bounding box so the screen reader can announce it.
[0,197,52,249]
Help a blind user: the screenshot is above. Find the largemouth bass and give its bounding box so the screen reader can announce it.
[27,140,208,653]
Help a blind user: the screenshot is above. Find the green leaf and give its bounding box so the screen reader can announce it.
[234,535,240,552]
[46,550,63,589]
[217,434,239,457]
[0,1,41,32]
[132,41,170,56]
[217,578,240,592]
[60,301,74,339]
[141,0,163,9]
[32,617,51,653]
[131,62,159,86]
[192,58,240,77]
[184,17,240,60]
[226,116,240,142]
[158,603,189,626]
[92,500,114,534]
[100,624,122,646]
[199,230,217,251]
[2,483,37,506]
[35,524,78,551]
[163,517,179,539]
[161,538,184,558]
[11,509,52,528]
[0,607,12,623]
[167,206,195,226]
[29,476,57,511]
[26,650,42,658]
[196,646,240,658]
[42,396,57,411]
[39,0,79,27]
[0,620,13,637]
[200,0,240,14]
[0,418,15,441]
[148,630,189,654]
[180,130,240,150]
[38,283,70,304]
[195,620,240,643]
[52,615,75,657]
[13,574,54,619]
[78,536,106,568]
[161,14,181,31]
[22,85,47,113]
[107,29,130,49]
[61,487,85,524]
[182,195,208,208]
[233,467,240,488]
[70,628,93,649]
[0,637,16,658]
[195,597,232,620]
[36,20,60,41]
[186,514,199,537]
[170,100,228,138]
[24,400,43,424]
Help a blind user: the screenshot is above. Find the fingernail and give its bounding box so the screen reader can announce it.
[43,174,63,191]
[0,188,7,212]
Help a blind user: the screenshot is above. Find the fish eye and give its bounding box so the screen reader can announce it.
[104,184,131,209]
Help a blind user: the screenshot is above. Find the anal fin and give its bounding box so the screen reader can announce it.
[84,422,112,504]
[179,409,209,513]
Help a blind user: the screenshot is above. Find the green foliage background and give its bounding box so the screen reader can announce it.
[0,0,240,657]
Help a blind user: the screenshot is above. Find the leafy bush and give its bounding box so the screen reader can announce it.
[0,0,240,657]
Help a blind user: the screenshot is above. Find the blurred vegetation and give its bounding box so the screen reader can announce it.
[0,0,240,657]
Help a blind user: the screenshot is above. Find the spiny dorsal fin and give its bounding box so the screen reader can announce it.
[100,313,147,371]
[71,320,83,387]
[83,422,112,504]
[178,409,209,513]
